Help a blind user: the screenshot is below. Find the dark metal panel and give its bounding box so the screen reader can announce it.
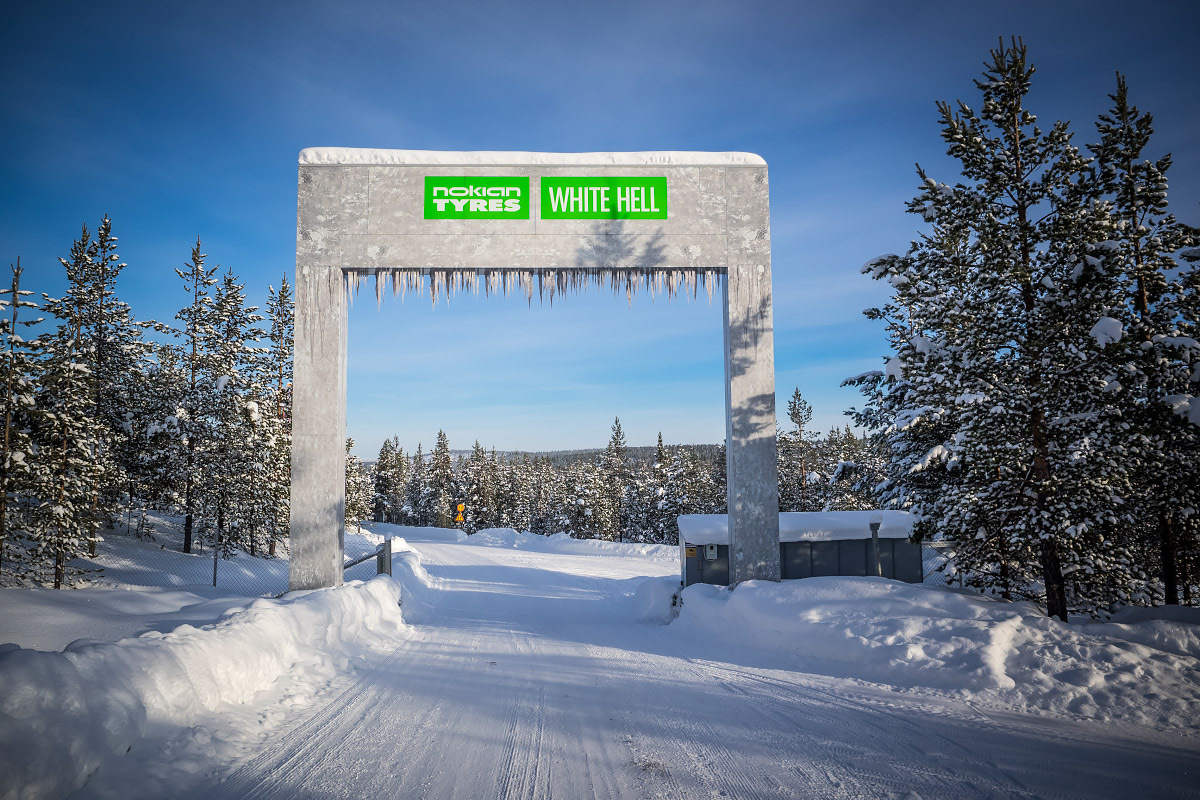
[894,540,924,583]
[811,542,839,577]
[780,541,812,579]
[838,539,868,577]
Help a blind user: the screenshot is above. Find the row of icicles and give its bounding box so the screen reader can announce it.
[343,267,725,307]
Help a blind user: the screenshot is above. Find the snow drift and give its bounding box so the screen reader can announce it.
[0,577,406,800]
[672,577,1200,730]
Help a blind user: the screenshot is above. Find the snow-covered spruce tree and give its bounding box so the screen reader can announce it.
[600,416,629,541]
[196,268,266,556]
[32,288,108,587]
[119,343,187,535]
[457,440,498,533]
[344,439,373,531]
[822,427,888,512]
[83,218,151,552]
[851,40,1128,619]
[526,456,562,535]
[778,388,817,512]
[404,444,428,526]
[45,221,147,557]
[642,433,676,544]
[0,262,40,581]
[371,437,398,524]
[426,430,457,528]
[501,454,538,533]
[560,460,606,539]
[1089,75,1200,605]
[172,239,218,553]
[262,276,293,555]
[1174,249,1200,601]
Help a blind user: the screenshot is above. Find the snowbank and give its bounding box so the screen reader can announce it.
[468,528,678,562]
[677,510,913,545]
[0,578,406,800]
[366,523,677,563]
[634,577,682,624]
[674,577,1200,730]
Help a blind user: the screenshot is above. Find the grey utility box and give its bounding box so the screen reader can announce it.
[679,511,921,588]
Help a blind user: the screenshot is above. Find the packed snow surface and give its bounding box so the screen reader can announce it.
[3,522,1199,799]
[677,510,913,545]
[298,147,767,166]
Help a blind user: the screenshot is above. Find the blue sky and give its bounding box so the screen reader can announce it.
[4,0,1197,457]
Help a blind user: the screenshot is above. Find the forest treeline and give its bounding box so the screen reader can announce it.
[0,225,293,587]
[345,401,883,545]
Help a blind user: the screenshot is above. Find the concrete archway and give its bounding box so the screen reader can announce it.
[290,149,780,590]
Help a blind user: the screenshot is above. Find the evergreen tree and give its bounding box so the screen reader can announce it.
[196,269,265,556]
[852,39,1127,619]
[458,440,498,533]
[0,262,39,580]
[345,438,373,530]
[405,444,428,526]
[173,239,218,553]
[1089,75,1200,605]
[600,416,629,541]
[32,293,106,587]
[263,276,293,555]
[427,430,456,528]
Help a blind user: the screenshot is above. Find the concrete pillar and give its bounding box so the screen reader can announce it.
[723,166,781,583]
[290,166,366,590]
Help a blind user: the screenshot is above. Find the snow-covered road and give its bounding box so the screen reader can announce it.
[206,532,1200,800]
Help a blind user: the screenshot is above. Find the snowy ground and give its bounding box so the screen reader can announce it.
[2,522,1199,799]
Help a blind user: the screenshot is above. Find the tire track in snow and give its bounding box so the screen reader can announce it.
[205,627,463,799]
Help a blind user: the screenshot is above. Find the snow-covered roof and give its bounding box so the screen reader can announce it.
[678,511,914,546]
[298,148,766,167]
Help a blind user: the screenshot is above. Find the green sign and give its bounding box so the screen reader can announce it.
[425,177,530,219]
[541,177,667,219]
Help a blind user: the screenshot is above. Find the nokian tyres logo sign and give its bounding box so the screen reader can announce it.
[423,176,667,220]
[425,177,530,219]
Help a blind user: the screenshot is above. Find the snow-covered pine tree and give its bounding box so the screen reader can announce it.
[560,460,606,539]
[822,427,887,511]
[599,416,628,541]
[173,239,218,553]
[33,289,107,587]
[197,268,266,556]
[344,438,373,531]
[46,221,146,558]
[426,430,457,528]
[372,437,398,523]
[502,454,536,533]
[530,456,563,535]
[642,433,675,543]
[777,389,816,512]
[853,39,1125,619]
[0,262,40,581]
[405,444,429,526]
[263,276,293,555]
[81,218,150,553]
[458,440,498,533]
[1090,75,1200,605]
[119,343,186,537]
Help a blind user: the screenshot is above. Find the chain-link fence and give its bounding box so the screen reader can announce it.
[921,541,957,587]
